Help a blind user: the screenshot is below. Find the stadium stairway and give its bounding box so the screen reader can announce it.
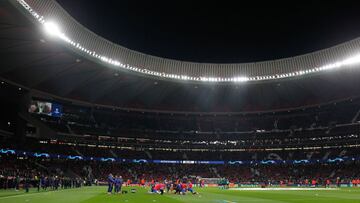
[73,147,84,157]
[33,159,67,178]
[83,165,94,180]
[211,167,221,178]
[127,168,136,179]
[182,152,188,160]
[33,160,47,170]
[64,168,82,180]
[352,108,360,123]
[66,124,74,135]
[109,149,118,158]
[329,170,336,178]
[322,151,331,160]
[145,150,152,159]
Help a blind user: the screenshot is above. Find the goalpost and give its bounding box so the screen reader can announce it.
[198,178,227,187]
[200,178,222,185]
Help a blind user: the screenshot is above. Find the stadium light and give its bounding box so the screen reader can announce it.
[342,54,360,66]
[44,21,62,37]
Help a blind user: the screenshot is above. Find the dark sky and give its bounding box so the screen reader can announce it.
[56,0,360,63]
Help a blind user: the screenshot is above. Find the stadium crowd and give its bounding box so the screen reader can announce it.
[1,153,360,191]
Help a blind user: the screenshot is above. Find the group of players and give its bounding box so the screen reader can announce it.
[149,180,197,195]
[107,174,197,195]
[107,174,123,194]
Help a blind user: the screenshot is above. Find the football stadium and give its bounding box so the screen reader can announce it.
[1,0,360,202]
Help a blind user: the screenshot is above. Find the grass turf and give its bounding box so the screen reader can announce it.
[0,186,360,203]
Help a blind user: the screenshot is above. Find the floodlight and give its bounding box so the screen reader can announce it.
[44,21,62,37]
[343,54,360,66]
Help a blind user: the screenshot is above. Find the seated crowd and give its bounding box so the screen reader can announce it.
[1,151,360,190]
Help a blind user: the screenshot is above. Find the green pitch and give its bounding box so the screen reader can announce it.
[1,186,360,203]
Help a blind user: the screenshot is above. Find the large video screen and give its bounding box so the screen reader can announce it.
[28,100,62,117]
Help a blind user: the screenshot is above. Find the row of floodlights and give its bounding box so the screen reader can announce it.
[17,0,360,83]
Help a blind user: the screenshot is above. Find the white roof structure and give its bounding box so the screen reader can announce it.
[12,0,360,83]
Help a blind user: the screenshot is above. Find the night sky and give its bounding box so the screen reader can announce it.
[56,0,360,63]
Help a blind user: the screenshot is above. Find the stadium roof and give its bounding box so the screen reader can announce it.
[1,0,360,113]
[10,0,360,83]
